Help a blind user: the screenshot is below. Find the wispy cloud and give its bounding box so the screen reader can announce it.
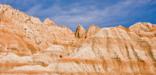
[25,0,156,30]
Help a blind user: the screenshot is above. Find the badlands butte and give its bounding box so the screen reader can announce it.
[0,4,156,75]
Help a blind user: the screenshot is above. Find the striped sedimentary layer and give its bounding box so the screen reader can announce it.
[0,4,156,75]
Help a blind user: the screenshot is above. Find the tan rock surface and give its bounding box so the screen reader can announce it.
[0,4,156,75]
[75,24,86,39]
[43,18,56,26]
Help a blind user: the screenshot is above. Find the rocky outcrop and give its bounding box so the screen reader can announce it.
[86,25,100,38]
[43,18,56,26]
[75,24,86,39]
[0,4,156,75]
[0,4,76,50]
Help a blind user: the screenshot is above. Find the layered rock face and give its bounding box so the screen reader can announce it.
[0,4,156,75]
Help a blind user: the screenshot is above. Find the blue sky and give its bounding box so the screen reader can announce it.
[0,0,156,30]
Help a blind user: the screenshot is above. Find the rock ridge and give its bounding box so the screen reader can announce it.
[0,4,156,75]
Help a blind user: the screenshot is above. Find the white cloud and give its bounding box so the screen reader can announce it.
[26,0,155,29]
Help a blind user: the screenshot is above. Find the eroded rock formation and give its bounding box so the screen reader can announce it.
[0,4,156,75]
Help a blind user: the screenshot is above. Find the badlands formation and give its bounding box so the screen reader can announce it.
[0,4,156,75]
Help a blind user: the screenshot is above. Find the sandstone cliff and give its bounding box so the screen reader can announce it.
[0,4,156,75]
